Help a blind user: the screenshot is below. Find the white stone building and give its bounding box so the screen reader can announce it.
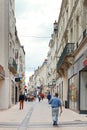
[28,0,87,114]
[29,75,35,89]
[0,0,15,109]
[0,0,25,109]
[38,59,48,94]
[47,21,58,95]
[56,0,87,113]
[29,59,48,95]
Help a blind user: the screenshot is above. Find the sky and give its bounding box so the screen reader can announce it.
[15,0,62,84]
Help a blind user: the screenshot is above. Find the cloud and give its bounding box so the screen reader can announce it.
[15,0,62,82]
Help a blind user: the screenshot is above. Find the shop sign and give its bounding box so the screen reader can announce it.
[83,59,87,67]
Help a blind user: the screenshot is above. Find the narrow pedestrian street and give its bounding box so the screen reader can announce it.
[0,99,87,130]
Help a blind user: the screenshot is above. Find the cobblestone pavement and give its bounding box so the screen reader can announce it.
[0,99,87,130]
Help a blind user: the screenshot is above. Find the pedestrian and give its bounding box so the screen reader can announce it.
[39,93,44,100]
[47,92,51,102]
[49,93,62,126]
[19,90,25,110]
[38,95,41,102]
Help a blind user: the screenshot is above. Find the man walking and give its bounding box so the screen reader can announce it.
[49,93,62,126]
[47,92,51,102]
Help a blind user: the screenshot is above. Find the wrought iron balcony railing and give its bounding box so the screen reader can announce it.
[8,57,17,73]
[0,65,5,80]
[57,43,74,70]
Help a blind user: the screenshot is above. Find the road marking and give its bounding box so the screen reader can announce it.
[17,103,35,130]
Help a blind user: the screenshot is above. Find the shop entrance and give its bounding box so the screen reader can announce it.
[80,70,87,113]
[68,75,78,111]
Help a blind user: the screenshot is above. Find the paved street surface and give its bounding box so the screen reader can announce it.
[0,99,87,130]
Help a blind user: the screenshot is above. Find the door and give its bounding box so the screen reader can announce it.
[80,71,87,112]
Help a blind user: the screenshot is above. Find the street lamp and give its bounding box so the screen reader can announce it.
[51,79,56,95]
[52,79,56,86]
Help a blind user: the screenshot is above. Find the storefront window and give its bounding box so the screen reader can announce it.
[80,71,87,111]
[69,75,78,110]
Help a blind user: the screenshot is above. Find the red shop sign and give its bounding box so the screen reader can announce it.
[83,59,87,67]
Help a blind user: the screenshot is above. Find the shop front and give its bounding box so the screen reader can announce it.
[68,75,78,111]
[68,51,87,113]
[79,59,87,113]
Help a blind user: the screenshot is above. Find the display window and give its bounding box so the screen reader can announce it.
[69,75,78,110]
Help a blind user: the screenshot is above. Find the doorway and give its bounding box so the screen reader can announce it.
[80,71,87,113]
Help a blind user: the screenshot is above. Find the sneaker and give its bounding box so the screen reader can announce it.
[55,123,58,126]
[53,121,56,126]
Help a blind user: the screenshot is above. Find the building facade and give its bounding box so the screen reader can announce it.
[56,0,87,113]
[0,0,25,109]
[47,21,58,95]
[27,0,87,114]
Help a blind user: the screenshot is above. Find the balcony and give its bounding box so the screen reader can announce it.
[83,29,86,39]
[8,57,17,74]
[57,43,74,76]
[0,65,5,80]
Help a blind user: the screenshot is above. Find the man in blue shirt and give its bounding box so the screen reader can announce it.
[47,92,51,102]
[49,93,62,126]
